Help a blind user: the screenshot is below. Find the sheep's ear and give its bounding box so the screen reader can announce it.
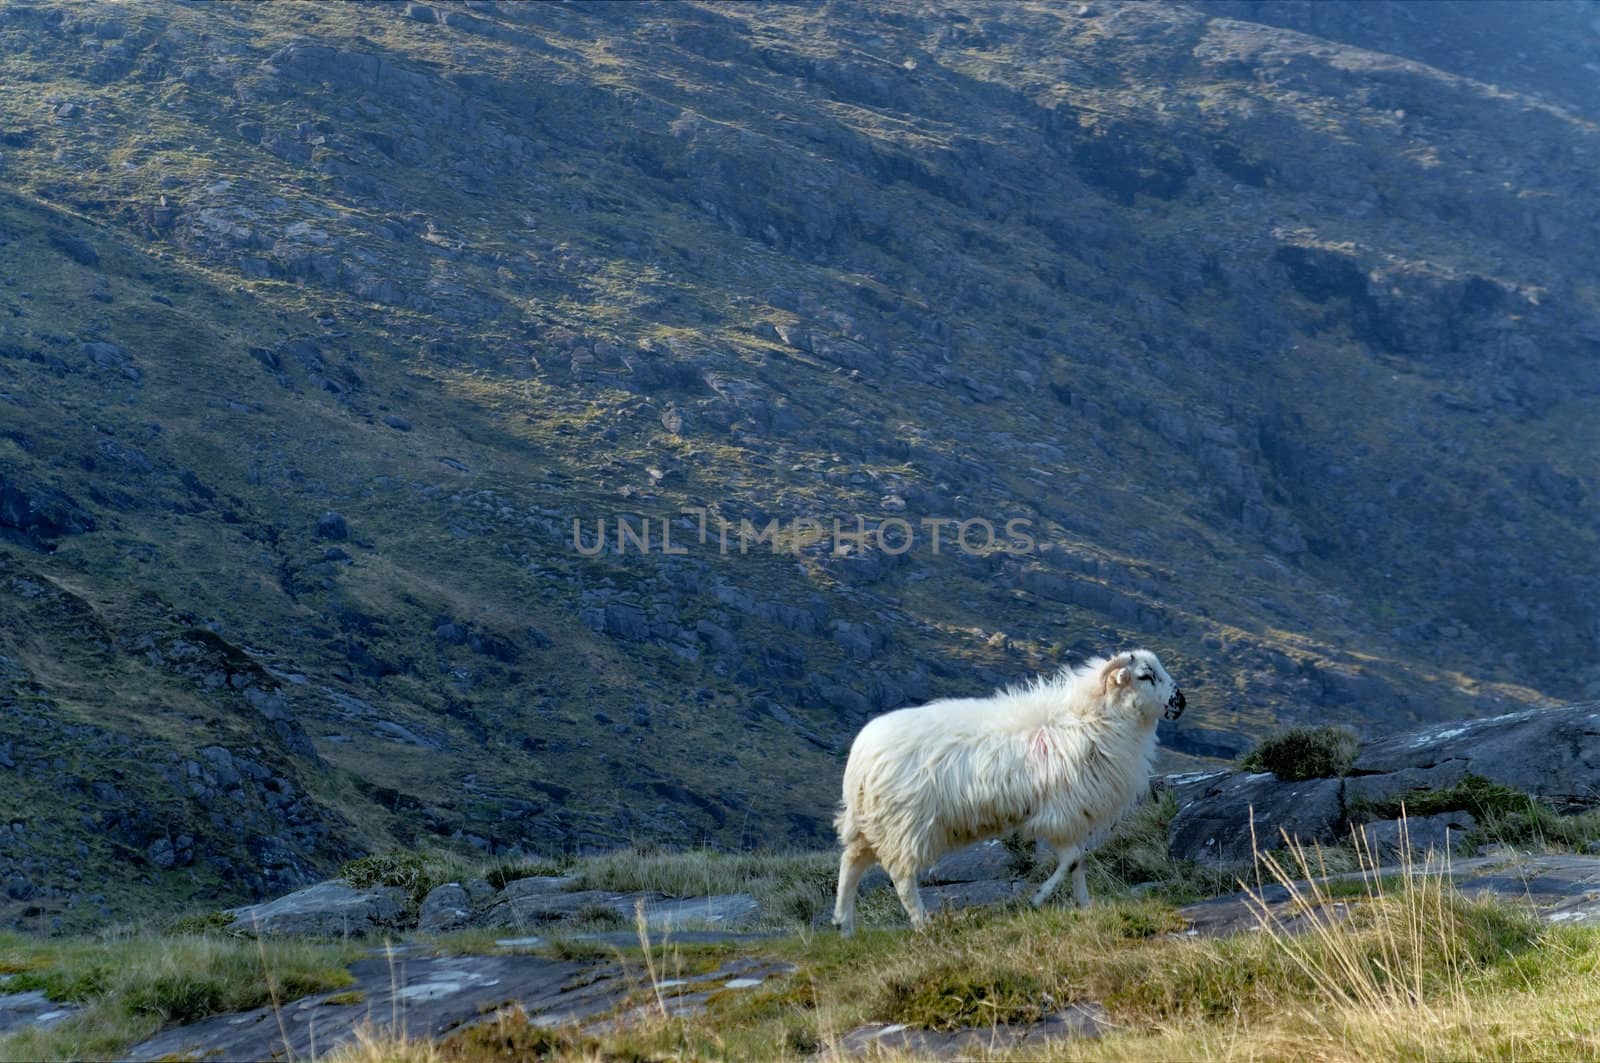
[1108,665,1132,688]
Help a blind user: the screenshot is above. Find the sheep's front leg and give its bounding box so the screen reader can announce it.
[1071,859,1091,908]
[1032,843,1084,908]
[890,870,928,929]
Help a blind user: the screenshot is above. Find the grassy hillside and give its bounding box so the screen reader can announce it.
[0,0,1596,924]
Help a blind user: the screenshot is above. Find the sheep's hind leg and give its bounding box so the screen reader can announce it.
[1070,857,1091,908]
[1032,843,1084,908]
[890,869,929,929]
[833,841,876,936]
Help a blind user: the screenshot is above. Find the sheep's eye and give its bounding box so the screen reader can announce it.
[1138,673,1156,684]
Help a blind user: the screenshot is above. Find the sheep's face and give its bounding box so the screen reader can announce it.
[1103,650,1186,722]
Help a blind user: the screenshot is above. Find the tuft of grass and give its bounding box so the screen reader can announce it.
[1245,831,1543,1016]
[484,859,571,892]
[167,910,238,936]
[1088,790,1234,902]
[321,1022,444,1063]
[1241,725,1360,780]
[562,847,839,930]
[878,961,1050,1031]
[1475,805,1600,852]
[436,1007,590,1061]
[1353,774,1532,822]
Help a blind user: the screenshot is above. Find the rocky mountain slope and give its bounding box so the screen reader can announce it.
[0,0,1597,926]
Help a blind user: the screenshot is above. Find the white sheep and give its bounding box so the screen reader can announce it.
[832,649,1186,933]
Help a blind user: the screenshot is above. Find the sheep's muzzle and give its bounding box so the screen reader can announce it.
[1164,688,1186,720]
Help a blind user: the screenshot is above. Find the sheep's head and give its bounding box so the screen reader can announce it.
[1102,649,1186,721]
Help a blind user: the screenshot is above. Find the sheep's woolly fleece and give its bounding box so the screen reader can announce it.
[833,650,1184,931]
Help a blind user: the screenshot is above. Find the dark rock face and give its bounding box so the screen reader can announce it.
[1168,703,1600,864]
[0,478,95,550]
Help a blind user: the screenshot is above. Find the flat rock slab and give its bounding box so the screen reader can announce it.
[494,928,780,950]
[227,881,410,938]
[643,893,760,929]
[125,948,794,1061]
[479,889,760,932]
[0,988,78,1034]
[582,957,797,1034]
[126,952,615,1061]
[1178,854,1600,937]
[840,1002,1108,1058]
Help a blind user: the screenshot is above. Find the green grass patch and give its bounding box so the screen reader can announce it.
[483,859,571,891]
[1353,774,1533,822]
[167,910,238,936]
[0,932,361,1061]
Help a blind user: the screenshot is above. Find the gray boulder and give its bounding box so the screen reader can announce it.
[1168,771,1345,864]
[478,888,643,930]
[313,511,349,540]
[417,882,470,933]
[500,875,578,899]
[478,886,760,932]
[1356,812,1476,858]
[226,881,409,937]
[921,838,1048,884]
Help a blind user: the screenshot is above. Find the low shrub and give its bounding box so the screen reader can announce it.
[1240,725,1359,780]
[339,851,432,904]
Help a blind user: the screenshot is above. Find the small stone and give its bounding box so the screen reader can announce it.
[146,838,176,870]
[314,511,349,540]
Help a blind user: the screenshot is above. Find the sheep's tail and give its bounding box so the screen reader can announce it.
[833,800,858,847]
[835,753,863,846]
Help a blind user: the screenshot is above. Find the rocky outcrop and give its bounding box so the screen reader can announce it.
[1167,703,1600,865]
[1349,706,1600,811]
